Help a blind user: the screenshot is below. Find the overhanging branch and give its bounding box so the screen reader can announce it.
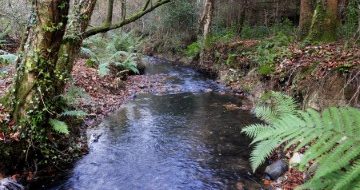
[83,0,170,38]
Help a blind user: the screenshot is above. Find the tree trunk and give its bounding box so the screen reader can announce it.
[202,0,215,41]
[299,0,315,40]
[121,0,127,21]
[54,0,97,93]
[199,0,214,65]
[354,0,360,41]
[307,0,339,42]
[238,0,248,34]
[106,0,115,26]
[13,0,70,124]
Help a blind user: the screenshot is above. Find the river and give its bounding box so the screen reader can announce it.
[50,57,262,190]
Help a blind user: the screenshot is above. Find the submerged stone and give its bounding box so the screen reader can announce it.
[0,178,24,190]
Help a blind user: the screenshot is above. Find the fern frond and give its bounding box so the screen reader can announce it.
[98,62,110,77]
[241,123,269,139]
[254,106,277,123]
[49,119,69,135]
[333,161,360,190]
[250,139,279,172]
[0,53,17,65]
[271,91,297,116]
[243,91,360,189]
[61,110,88,117]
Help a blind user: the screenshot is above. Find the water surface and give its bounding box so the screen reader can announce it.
[51,58,261,190]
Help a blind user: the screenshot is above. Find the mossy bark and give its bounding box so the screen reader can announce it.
[299,0,315,40]
[199,0,215,65]
[54,0,97,92]
[13,0,70,125]
[307,0,339,42]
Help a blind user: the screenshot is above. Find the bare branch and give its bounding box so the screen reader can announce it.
[83,0,170,38]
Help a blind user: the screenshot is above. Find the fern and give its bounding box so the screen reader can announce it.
[98,51,139,76]
[98,62,110,77]
[62,85,89,106]
[49,119,69,135]
[0,53,17,65]
[242,91,360,190]
[61,110,87,117]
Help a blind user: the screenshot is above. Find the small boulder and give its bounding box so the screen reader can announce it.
[265,160,288,180]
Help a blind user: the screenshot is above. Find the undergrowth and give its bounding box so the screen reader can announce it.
[243,91,360,190]
[253,32,293,75]
[82,31,142,76]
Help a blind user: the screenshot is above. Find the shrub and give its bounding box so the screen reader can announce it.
[242,91,360,190]
[254,32,293,75]
[185,41,201,57]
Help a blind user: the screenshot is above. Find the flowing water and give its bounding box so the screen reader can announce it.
[50,58,262,190]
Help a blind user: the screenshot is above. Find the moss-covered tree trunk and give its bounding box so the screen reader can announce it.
[299,0,315,40]
[307,0,339,42]
[13,0,70,125]
[54,0,97,92]
[199,0,214,65]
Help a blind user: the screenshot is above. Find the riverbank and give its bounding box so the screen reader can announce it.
[151,40,360,189]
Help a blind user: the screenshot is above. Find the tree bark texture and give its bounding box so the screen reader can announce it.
[199,0,214,66]
[307,0,339,42]
[13,0,70,124]
[299,0,315,40]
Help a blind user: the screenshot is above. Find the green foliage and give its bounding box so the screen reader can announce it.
[49,119,69,135]
[60,110,87,117]
[205,28,237,48]
[242,91,360,190]
[0,53,17,65]
[98,51,139,77]
[254,32,293,75]
[80,47,99,67]
[225,53,237,66]
[83,32,141,76]
[185,41,201,57]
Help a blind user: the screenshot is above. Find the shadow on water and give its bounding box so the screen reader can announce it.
[49,57,263,190]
